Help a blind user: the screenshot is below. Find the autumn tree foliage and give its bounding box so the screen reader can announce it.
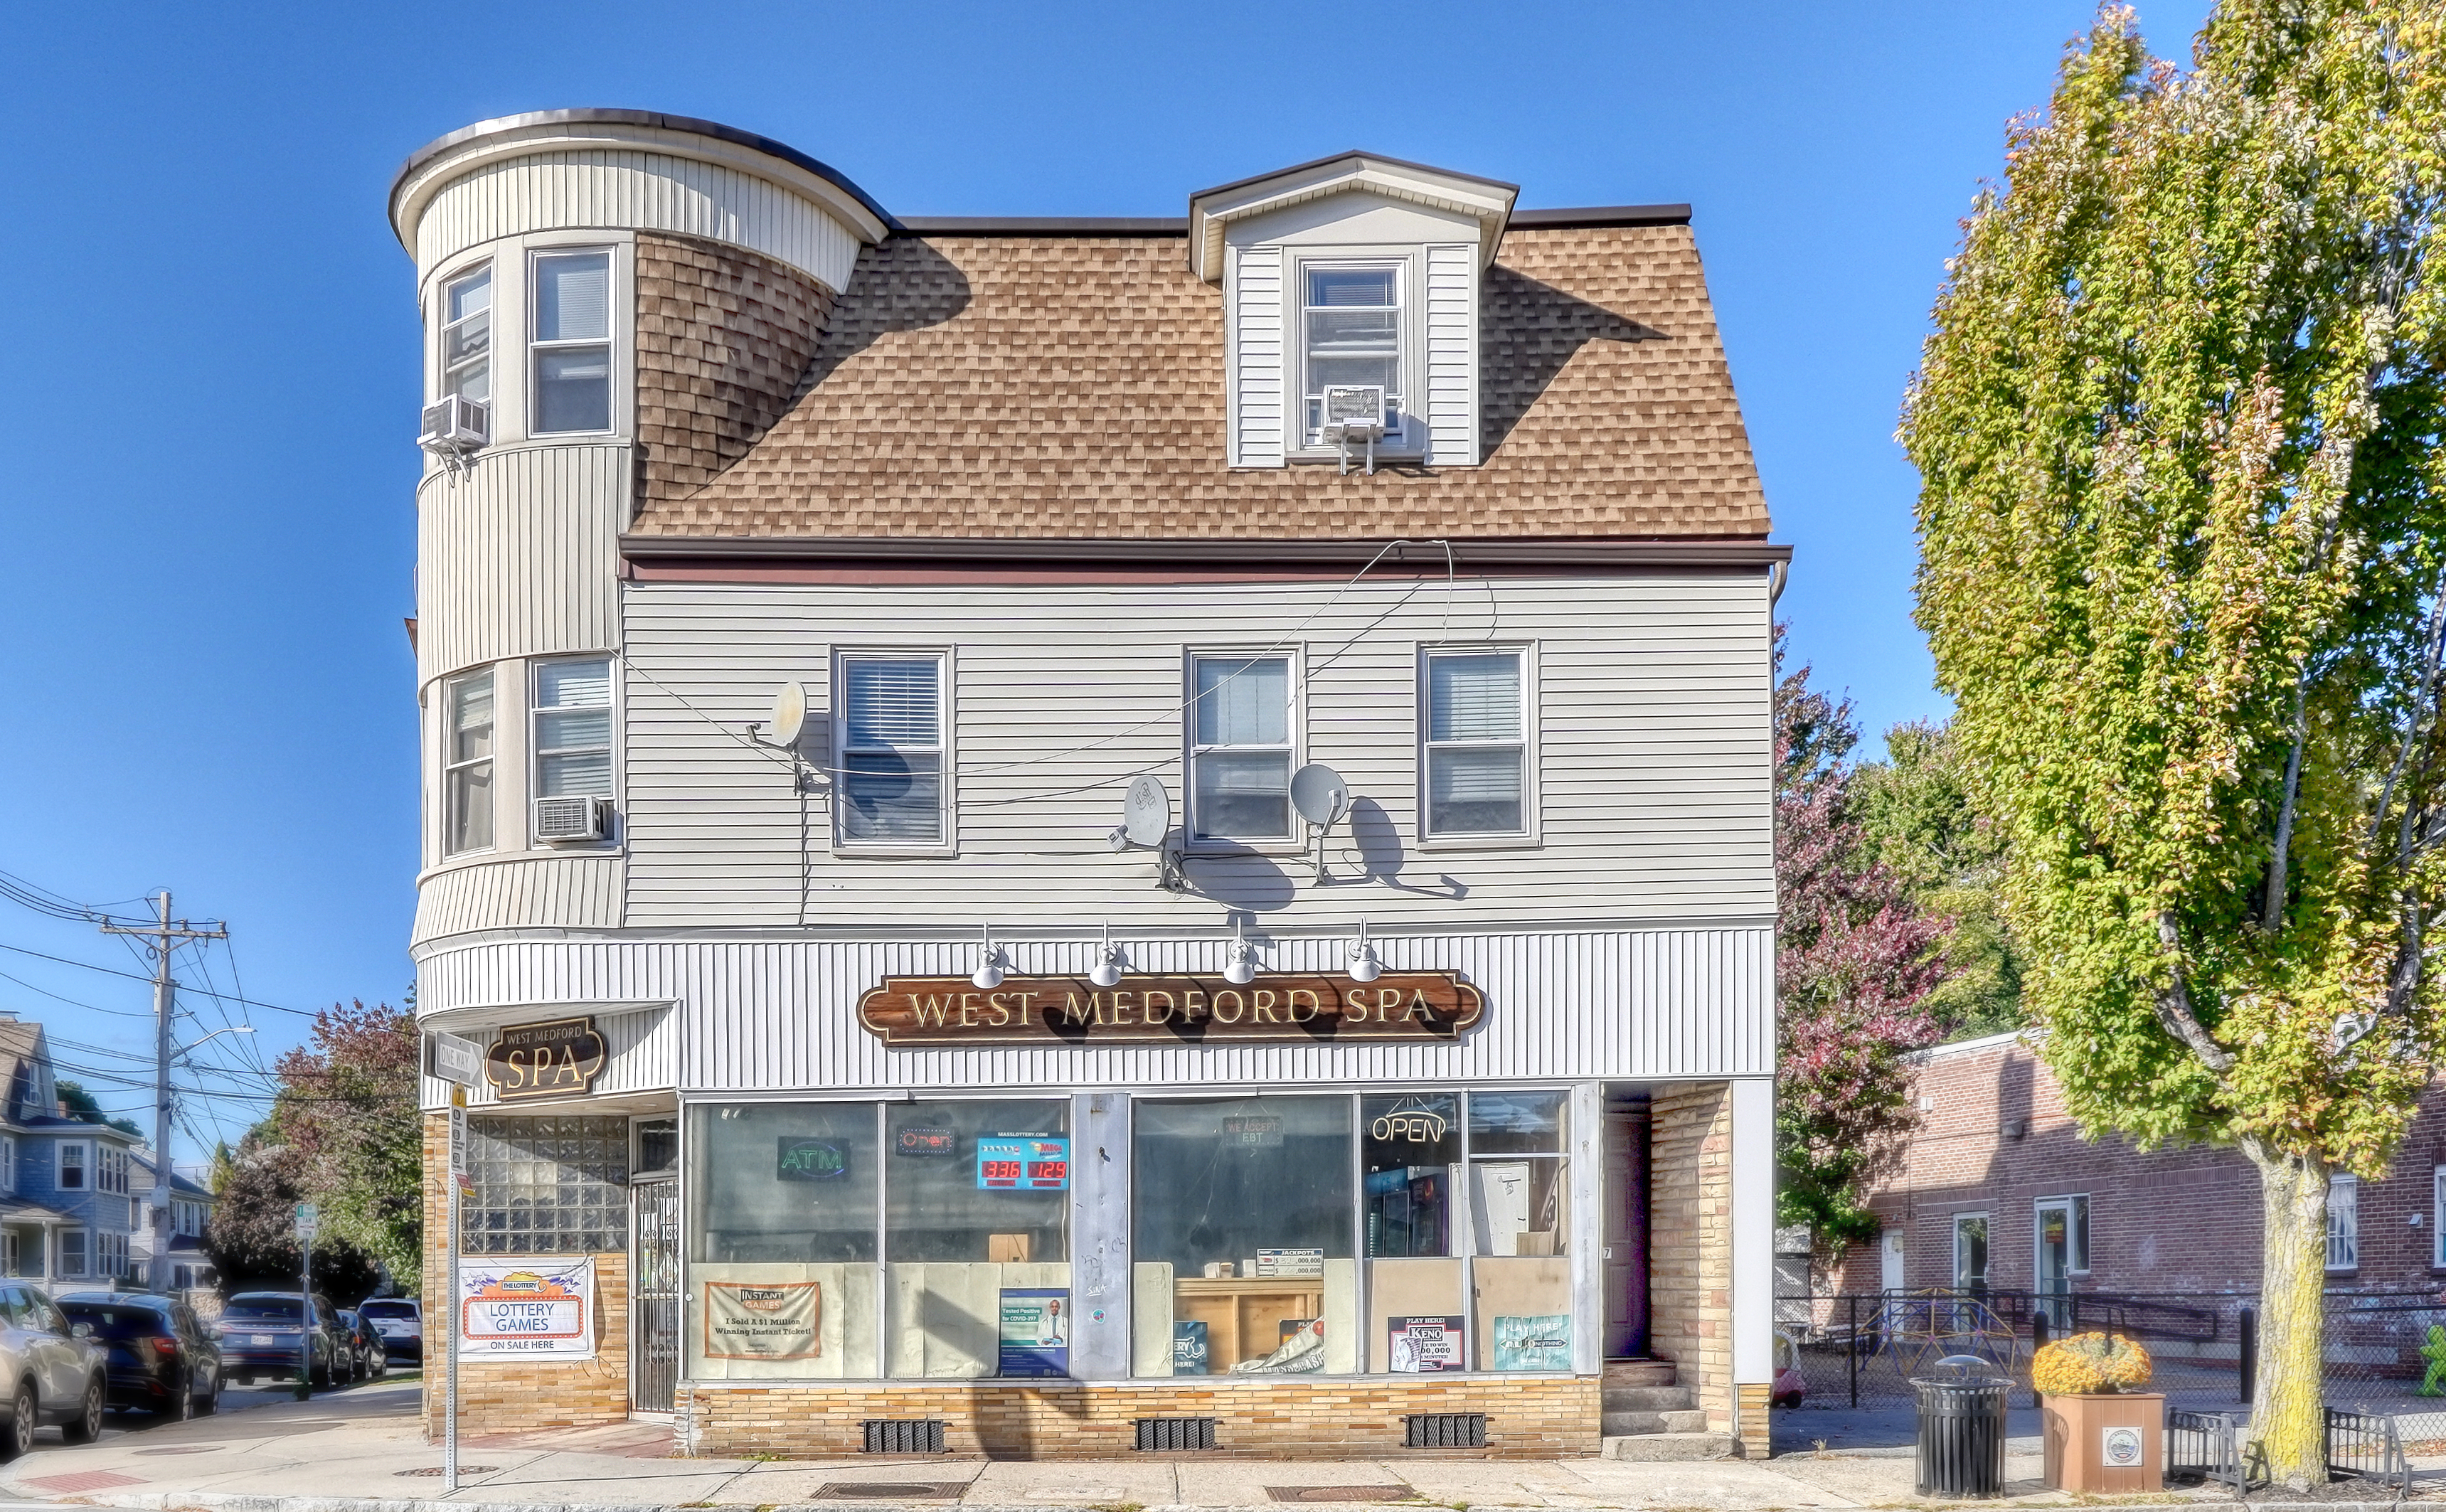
[206,1001,419,1294]
[1775,639,1952,1245]
[1903,2,2446,1484]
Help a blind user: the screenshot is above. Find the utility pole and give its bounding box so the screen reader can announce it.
[100,890,224,1290]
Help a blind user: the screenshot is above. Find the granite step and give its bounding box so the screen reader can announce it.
[1601,1430,1735,1461]
[1601,1385,1693,1412]
[1602,1358,1678,1387]
[1601,1407,1711,1436]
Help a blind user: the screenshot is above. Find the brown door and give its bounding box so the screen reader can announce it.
[1602,1099,1649,1356]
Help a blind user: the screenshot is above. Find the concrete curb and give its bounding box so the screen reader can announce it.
[30,1499,1459,1512]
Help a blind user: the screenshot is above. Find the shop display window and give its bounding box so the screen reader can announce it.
[1132,1095,1358,1376]
[1363,1095,1465,1372]
[885,1100,1072,1378]
[464,1115,628,1255]
[688,1102,881,1379]
[1467,1091,1573,1372]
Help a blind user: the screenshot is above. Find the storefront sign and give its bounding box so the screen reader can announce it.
[977,1136,1069,1191]
[484,1017,607,1100]
[1492,1314,1572,1371]
[858,971,1484,1045]
[777,1137,850,1181]
[1387,1315,1463,1373]
[1223,1115,1282,1147]
[457,1257,595,1360]
[895,1126,957,1157]
[999,1289,1070,1377]
[702,1279,821,1361]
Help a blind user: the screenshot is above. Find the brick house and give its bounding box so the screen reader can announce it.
[1829,1031,2446,1303]
[393,110,1784,1459]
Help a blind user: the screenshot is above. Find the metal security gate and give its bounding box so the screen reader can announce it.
[630,1178,679,1414]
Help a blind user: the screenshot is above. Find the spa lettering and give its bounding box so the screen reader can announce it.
[858,972,1484,1046]
[484,1016,609,1100]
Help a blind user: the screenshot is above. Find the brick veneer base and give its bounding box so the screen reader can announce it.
[679,1377,1600,1459]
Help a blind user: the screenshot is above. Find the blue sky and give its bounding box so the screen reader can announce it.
[0,0,2213,1164]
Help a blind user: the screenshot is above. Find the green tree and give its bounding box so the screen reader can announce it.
[1902,2,2446,1484]
[1851,720,2026,1040]
[267,1002,420,1290]
[53,1080,142,1138]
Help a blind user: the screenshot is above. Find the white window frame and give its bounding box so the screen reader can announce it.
[1287,253,1423,455]
[528,245,620,438]
[2327,1173,2360,1272]
[2033,1192,2090,1275]
[1183,646,1306,852]
[96,1231,127,1282]
[174,1199,202,1239]
[58,1228,87,1277]
[1,1136,17,1194]
[2434,1166,2446,1268]
[97,1144,127,1196]
[1951,1211,1989,1292]
[442,666,497,858]
[831,649,955,854]
[57,1140,87,1191]
[172,1262,197,1290]
[435,260,493,405]
[1415,642,1538,846]
[530,656,619,842]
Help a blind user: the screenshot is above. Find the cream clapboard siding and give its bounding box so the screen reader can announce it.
[416,443,624,686]
[619,573,1772,928]
[413,150,860,293]
[413,925,1771,1102]
[1230,245,1285,466]
[1425,244,1477,465]
[412,854,626,949]
[418,1001,674,1112]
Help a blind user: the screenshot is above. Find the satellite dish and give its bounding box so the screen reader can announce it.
[1290,764,1350,829]
[769,682,809,748]
[1124,776,1171,848]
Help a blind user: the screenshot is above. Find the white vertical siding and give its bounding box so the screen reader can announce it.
[413,925,1772,1100]
[415,151,861,294]
[1425,244,1477,466]
[413,855,626,949]
[416,443,624,685]
[1231,245,1285,467]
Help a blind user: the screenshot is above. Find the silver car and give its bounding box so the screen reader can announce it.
[0,1284,105,1454]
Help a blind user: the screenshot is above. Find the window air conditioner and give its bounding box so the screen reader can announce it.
[1320,385,1388,474]
[533,795,612,843]
[419,395,491,454]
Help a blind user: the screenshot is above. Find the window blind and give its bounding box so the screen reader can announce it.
[537,659,611,709]
[1429,654,1521,741]
[535,252,610,341]
[845,660,940,748]
[1193,657,1289,746]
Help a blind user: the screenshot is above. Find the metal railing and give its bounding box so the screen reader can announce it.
[2325,1407,2410,1496]
[2166,1410,2244,1491]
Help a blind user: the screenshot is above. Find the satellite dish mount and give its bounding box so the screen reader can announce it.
[1110,776,1187,892]
[1290,763,1351,885]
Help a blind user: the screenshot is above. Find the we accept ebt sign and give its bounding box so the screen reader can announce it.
[457,1257,597,1359]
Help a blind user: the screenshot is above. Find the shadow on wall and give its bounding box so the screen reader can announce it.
[1479,266,1666,458]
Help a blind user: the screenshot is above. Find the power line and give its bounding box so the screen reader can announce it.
[0,941,319,1018]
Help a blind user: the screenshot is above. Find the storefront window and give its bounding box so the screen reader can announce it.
[464,1115,628,1254]
[885,1100,1072,1378]
[687,1102,880,1379]
[1132,1095,1358,1376]
[1468,1090,1573,1372]
[1363,1094,1464,1373]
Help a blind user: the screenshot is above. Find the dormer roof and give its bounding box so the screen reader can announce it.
[1186,151,1519,281]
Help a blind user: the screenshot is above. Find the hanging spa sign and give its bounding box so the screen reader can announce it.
[857,971,1484,1046]
[484,1016,608,1100]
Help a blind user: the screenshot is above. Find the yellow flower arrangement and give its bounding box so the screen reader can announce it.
[2031,1331,2153,1395]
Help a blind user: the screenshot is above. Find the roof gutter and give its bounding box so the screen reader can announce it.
[618,534,1791,570]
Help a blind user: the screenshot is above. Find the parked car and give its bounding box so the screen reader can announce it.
[216,1292,344,1388]
[356,1297,421,1365]
[334,1310,386,1382]
[0,1283,105,1453]
[55,1291,221,1418]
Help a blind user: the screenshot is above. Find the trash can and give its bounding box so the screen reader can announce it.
[1915,1355,2011,1497]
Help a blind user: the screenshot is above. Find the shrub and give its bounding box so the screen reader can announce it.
[2032,1331,2152,1395]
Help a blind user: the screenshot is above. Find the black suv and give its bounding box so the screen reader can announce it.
[216,1291,344,1388]
[55,1291,220,1418]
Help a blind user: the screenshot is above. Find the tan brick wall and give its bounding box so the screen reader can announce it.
[680,1376,1598,1459]
[1650,1082,1733,1435]
[418,1112,632,1438]
[1735,1381,1770,1459]
[633,233,835,506]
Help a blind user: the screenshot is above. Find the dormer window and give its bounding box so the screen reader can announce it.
[1302,265,1404,447]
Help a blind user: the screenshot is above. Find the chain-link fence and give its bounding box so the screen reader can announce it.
[1774,1288,2446,1430]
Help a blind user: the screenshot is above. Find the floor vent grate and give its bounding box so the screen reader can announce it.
[861,1419,946,1454]
[1405,1412,1488,1449]
[1134,1416,1218,1452]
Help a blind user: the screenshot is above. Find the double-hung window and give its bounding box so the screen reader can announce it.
[443,669,495,856]
[440,265,491,405]
[532,250,613,434]
[1189,655,1294,842]
[0,1137,16,1194]
[59,1230,87,1277]
[97,1145,127,1196]
[533,659,615,810]
[837,655,947,846]
[97,1233,127,1282]
[1301,264,1404,447]
[57,1141,86,1191]
[2327,1173,2360,1271]
[1421,649,1528,838]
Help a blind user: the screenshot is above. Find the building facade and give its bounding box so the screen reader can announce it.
[396,110,1782,1459]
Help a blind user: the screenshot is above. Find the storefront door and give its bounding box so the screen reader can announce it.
[630,1178,679,1414]
[2034,1197,2081,1329]
[1602,1101,1648,1356]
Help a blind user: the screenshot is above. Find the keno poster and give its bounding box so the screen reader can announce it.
[703,1279,821,1361]
[457,1257,596,1360]
[1386,1315,1463,1373]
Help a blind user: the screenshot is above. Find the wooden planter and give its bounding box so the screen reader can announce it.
[2042,1391,2164,1493]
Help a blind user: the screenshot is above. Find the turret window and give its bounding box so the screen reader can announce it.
[533,250,613,434]
[444,669,496,856]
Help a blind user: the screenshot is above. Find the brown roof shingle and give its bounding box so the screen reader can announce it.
[627,223,1770,542]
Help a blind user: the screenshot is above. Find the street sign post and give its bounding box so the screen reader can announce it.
[293,1203,317,1400]
[427,1031,484,1088]
[446,1085,464,1493]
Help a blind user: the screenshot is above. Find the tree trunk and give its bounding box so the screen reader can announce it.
[2246,1141,2331,1491]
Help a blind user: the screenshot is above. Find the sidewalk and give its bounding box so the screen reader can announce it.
[0,1378,2401,1512]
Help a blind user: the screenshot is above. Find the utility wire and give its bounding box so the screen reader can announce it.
[0,941,319,1018]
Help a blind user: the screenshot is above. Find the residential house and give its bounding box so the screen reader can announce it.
[132,1151,216,1294]
[397,111,1784,1457]
[0,1016,158,1288]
